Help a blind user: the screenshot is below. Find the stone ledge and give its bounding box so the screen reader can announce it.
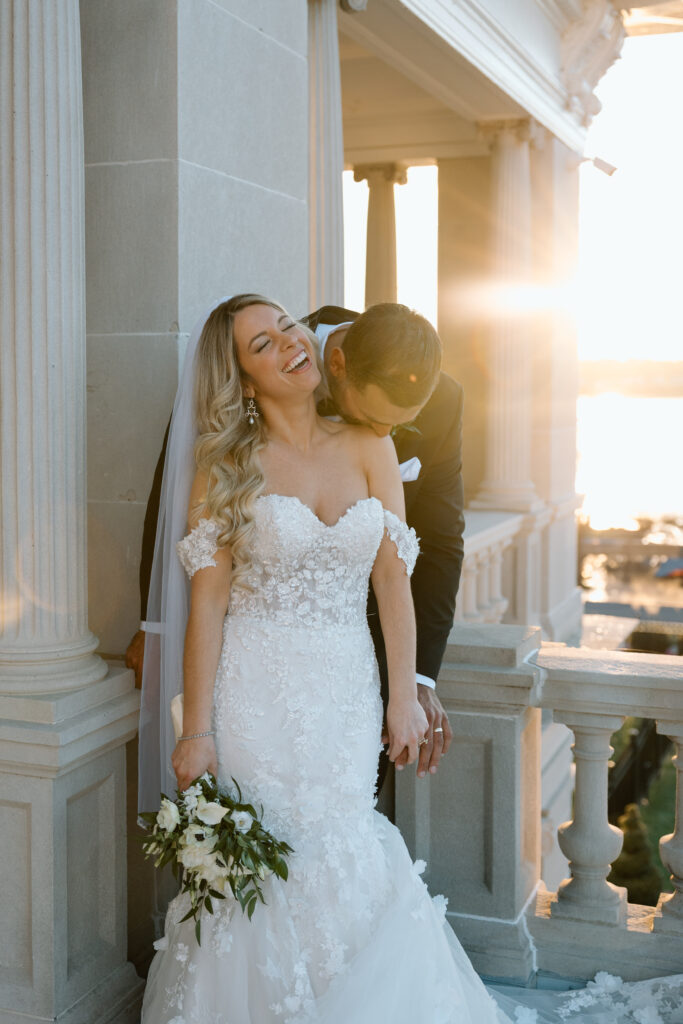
[534,644,683,722]
[446,624,541,668]
[449,909,536,985]
[0,666,139,777]
[0,665,135,725]
[438,662,544,713]
[530,886,683,982]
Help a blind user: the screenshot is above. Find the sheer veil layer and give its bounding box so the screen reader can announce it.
[138,296,233,814]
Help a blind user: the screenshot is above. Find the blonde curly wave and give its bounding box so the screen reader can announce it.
[192,294,290,589]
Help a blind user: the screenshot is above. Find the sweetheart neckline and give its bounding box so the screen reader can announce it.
[257,493,380,530]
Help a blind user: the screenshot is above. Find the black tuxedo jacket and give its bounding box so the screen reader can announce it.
[139,305,464,690]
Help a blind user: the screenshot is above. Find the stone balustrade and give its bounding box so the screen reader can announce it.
[396,624,683,986]
[455,511,524,624]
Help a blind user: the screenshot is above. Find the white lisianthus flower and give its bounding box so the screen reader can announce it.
[156,798,181,832]
[182,783,203,814]
[231,810,253,833]
[195,796,229,826]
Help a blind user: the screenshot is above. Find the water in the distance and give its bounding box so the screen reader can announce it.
[576,394,683,530]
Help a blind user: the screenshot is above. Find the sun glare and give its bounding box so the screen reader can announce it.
[578,33,683,363]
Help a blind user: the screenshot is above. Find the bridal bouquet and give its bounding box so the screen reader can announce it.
[140,772,293,944]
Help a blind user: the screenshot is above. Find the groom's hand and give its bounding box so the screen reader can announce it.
[416,685,452,778]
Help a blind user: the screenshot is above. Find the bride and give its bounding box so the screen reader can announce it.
[139,295,683,1024]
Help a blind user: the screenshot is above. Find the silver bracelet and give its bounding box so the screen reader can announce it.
[178,730,215,742]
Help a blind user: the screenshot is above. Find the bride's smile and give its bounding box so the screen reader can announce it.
[233,303,321,400]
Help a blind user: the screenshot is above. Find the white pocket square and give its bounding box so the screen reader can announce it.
[399,457,421,483]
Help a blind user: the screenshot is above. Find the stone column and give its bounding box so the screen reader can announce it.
[354,162,407,307]
[0,3,142,1020]
[0,0,105,694]
[471,121,541,513]
[308,0,345,308]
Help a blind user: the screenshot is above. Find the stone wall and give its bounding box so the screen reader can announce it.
[82,0,310,656]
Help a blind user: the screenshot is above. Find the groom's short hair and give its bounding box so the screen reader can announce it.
[342,303,441,408]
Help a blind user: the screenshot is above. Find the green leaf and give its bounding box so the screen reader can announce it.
[195,919,202,946]
[274,858,288,880]
[204,895,213,914]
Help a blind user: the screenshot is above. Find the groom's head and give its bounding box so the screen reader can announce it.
[325,303,441,437]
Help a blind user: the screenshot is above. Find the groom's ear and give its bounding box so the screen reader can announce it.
[327,346,347,382]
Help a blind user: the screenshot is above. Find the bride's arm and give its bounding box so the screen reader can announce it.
[364,434,428,768]
[172,471,232,791]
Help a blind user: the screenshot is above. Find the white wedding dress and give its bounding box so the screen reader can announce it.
[141,495,683,1024]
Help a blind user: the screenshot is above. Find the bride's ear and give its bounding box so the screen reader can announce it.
[242,383,256,399]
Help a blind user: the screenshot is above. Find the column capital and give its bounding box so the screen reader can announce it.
[478,117,544,148]
[353,162,408,186]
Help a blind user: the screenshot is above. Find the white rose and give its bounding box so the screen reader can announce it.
[195,796,229,826]
[231,810,253,833]
[156,798,181,832]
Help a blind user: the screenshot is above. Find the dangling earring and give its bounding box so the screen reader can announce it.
[245,396,259,425]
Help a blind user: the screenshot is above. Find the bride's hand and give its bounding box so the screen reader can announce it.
[171,736,218,791]
[386,698,429,768]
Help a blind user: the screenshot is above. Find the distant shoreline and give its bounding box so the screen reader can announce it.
[580,361,683,397]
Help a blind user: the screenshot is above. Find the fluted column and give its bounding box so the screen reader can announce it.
[308,0,345,308]
[354,162,407,308]
[472,121,541,512]
[0,0,105,693]
[0,5,142,1020]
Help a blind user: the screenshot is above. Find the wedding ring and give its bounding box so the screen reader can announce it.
[434,727,444,734]
[418,737,429,746]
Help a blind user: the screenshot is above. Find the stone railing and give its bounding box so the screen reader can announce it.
[396,624,683,985]
[455,511,523,625]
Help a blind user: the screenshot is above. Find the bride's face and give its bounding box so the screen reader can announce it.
[232,304,321,401]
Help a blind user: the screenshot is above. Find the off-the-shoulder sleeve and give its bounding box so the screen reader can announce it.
[383,509,420,576]
[176,518,221,578]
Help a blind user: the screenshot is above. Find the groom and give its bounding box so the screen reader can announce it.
[303,302,463,782]
[127,301,464,782]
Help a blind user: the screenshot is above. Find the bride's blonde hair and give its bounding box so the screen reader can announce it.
[193,293,288,588]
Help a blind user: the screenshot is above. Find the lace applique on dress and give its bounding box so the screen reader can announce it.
[176,518,221,578]
[382,509,419,576]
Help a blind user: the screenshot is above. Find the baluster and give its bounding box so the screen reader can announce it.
[462,557,482,623]
[551,713,627,925]
[488,542,508,622]
[476,550,494,621]
[654,728,683,934]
